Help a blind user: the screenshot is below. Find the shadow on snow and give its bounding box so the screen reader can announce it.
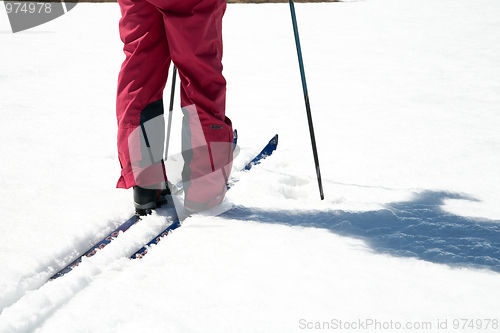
[221,191,500,272]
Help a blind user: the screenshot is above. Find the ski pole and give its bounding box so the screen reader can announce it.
[160,65,177,187]
[288,0,324,200]
[165,65,177,161]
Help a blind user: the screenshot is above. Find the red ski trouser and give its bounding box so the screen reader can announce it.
[116,0,233,212]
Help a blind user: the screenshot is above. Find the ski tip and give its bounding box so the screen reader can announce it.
[233,129,238,152]
[270,134,278,146]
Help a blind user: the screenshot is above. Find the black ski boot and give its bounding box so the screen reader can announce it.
[133,182,171,216]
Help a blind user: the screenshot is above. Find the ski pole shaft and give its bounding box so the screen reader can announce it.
[289,0,324,200]
[165,65,177,160]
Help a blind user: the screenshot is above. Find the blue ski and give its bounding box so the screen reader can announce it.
[50,215,140,279]
[50,134,277,279]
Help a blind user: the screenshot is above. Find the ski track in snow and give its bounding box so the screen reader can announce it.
[0,210,180,332]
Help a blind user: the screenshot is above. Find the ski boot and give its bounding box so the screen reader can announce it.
[133,182,171,216]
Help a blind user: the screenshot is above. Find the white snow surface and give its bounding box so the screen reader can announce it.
[1,0,500,332]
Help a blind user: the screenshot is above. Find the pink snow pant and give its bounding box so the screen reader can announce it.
[116,0,233,212]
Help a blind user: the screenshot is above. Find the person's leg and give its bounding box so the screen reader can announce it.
[153,0,233,212]
[116,0,171,190]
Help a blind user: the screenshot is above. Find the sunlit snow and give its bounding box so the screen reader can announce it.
[1,0,499,332]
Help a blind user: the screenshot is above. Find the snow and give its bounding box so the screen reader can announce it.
[1,0,500,332]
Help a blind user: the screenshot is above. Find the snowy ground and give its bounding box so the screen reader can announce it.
[1,0,500,332]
